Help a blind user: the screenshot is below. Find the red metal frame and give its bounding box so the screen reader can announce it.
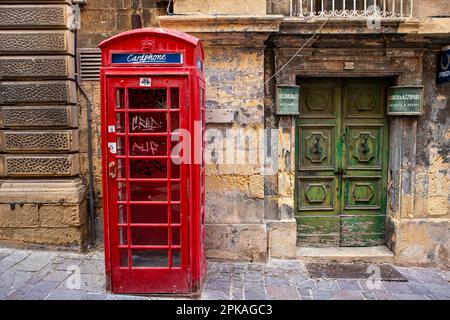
[99,28,205,294]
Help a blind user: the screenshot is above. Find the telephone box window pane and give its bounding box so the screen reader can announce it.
[132,250,168,267]
[116,113,125,133]
[116,89,124,109]
[172,227,180,245]
[117,159,126,178]
[118,204,127,224]
[131,227,168,245]
[129,112,167,133]
[116,136,125,155]
[119,227,128,245]
[130,159,167,179]
[120,249,128,267]
[130,182,167,201]
[171,182,180,201]
[130,204,167,224]
[171,204,181,224]
[128,89,166,109]
[172,250,181,267]
[171,161,180,179]
[129,136,167,156]
[170,88,179,109]
[118,182,127,201]
[170,112,179,131]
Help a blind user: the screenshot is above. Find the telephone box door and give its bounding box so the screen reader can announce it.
[104,76,189,293]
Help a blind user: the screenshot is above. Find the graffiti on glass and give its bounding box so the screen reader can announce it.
[132,141,159,155]
[131,115,163,132]
[133,160,167,177]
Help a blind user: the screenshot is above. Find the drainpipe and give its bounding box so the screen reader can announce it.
[71,0,97,247]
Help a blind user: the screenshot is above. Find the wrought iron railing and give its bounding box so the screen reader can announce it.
[290,0,414,18]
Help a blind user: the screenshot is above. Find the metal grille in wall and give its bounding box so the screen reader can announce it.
[78,49,101,81]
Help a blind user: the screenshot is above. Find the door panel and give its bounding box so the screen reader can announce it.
[298,125,336,170]
[344,81,385,119]
[296,78,388,247]
[297,176,338,212]
[297,79,341,246]
[346,125,383,170]
[343,176,382,210]
[340,79,388,246]
[105,77,189,293]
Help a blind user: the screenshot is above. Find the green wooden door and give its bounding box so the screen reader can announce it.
[296,78,389,247]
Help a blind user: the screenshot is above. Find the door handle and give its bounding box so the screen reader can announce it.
[108,161,116,179]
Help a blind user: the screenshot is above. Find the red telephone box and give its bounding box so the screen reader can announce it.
[99,28,206,294]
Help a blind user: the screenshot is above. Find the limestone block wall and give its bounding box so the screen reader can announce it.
[388,50,450,268]
[174,0,267,15]
[77,0,167,48]
[0,1,87,247]
[203,44,268,261]
[159,15,285,262]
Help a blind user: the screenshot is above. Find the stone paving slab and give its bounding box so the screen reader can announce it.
[14,252,58,272]
[0,247,448,300]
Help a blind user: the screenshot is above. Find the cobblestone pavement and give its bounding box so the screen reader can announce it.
[0,247,448,300]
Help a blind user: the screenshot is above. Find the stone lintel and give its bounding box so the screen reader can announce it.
[281,17,404,35]
[158,15,283,46]
[0,178,86,204]
[399,18,450,36]
[279,17,450,37]
[174,0,267,16]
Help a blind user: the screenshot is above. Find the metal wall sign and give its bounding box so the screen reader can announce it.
[387,86,423,116]
[437,46,450,85]
[276,85,300,115]
[112,53,183,64]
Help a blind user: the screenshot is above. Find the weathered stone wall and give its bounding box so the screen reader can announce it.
[159,15,285,261]
[203,44,267,261]
[0,1,87,247]
[174,0,267,15]
[77,0,167,48]
[413,0,450,18]
[388,50,450,267]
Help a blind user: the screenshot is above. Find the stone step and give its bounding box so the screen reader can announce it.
[297,246,395,264]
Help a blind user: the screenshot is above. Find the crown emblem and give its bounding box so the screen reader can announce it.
[142,39,154,50]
